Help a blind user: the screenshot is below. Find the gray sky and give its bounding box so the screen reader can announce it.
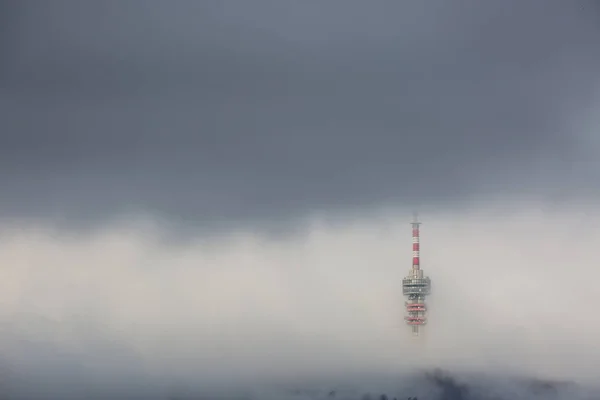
[1,0,599,231]
[1,4,600,398]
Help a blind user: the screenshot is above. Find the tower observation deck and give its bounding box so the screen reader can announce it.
[402,213,431,336]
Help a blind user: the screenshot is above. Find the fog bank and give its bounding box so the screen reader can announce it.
[0,203,598,398]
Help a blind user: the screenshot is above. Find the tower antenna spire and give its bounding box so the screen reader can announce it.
[411,211,421,271]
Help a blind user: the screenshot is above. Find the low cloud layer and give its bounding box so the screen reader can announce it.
[0,202,599,398]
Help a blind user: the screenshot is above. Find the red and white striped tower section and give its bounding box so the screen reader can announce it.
[402,213,431,336]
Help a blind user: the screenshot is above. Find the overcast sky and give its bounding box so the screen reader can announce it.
[0,0,599,231]
[2,3,600,398]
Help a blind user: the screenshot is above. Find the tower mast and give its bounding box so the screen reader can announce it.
[402,213,431,336]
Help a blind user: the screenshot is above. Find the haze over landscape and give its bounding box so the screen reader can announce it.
[1,1,600,399]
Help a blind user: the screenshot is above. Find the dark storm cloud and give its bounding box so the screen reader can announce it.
[0,0,599,228]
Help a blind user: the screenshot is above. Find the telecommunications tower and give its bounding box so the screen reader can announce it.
[402,213,431,336]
